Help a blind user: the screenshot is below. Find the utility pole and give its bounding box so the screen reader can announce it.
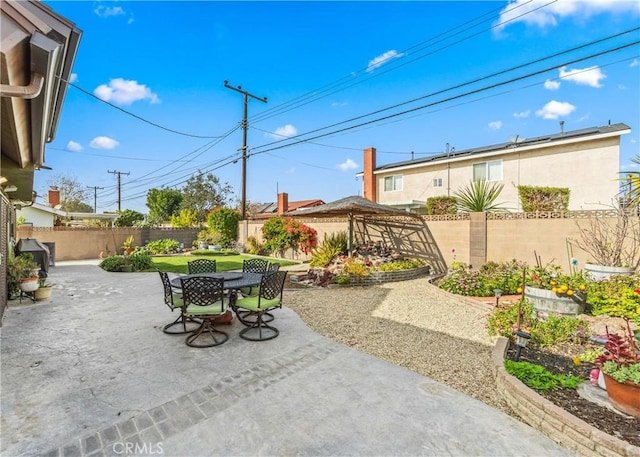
[86,186,104,213]
[224,80,267,220]
[107,170,129,212]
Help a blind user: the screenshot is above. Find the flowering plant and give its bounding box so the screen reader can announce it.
[526,264,588,300]
[587,275,640,322]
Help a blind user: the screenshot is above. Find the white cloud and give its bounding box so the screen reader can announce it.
[559,65,605,88]
[66,141,82,152]
[488,121,502,130]
[331,101,348,107]
[69,73,78,83]
[94,78,160,105]
[544,79,560,90]
[366,50,404,73]
[495,0,639,32]
[266,124,297,139]
[94,5,125,17]
[535,100,576,120]
[337,158,358,172]
[630,59,638,68]
[618,84,627,90]
[513,110,530,119]
[90,136,119,150]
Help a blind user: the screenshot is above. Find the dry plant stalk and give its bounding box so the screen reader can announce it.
[574,205,640,269]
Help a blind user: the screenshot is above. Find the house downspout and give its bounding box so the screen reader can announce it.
[0,72,44,99]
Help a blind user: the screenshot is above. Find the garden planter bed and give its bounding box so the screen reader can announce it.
[492,337,640,455]
[341,265,432,286]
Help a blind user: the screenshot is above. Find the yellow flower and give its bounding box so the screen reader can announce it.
[550,280,557,286]
[579,284,586,291]
[551,287,558,293]
[573,356,582,366]
[516,287,523,294]
[566,289,574,296]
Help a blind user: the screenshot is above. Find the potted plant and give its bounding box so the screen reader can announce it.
[594,320,640,418]
[524,263,588,318]
[573,202,640,280]
[122,235,136,255]
[7,253,40,295]
[34,279,54,301]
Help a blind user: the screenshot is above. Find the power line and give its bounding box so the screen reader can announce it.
[86,186,104,213]
[60,77,232,139]
[247,40,639,157]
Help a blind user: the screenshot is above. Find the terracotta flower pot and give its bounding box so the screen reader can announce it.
[603,373,640,418]
[20,277,39,292]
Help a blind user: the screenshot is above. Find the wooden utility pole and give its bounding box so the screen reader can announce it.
[224,80,267,220]
[107,170,129,212]
[86,186,104,213]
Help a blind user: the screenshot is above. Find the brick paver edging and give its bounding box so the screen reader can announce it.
[491,337,640,457]
[341,265,432,286]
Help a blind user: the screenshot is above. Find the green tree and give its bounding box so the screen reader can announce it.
[45,173,91,211]
[146,188,183,223]
[207,207,241,247]
[455,180,506,213]
[114,209,144,227]
[181,172,233,222]
[170,208,199,228]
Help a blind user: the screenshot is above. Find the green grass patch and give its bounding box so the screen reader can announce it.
[150,255,297,274]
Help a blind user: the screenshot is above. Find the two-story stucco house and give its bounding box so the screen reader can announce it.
[358,123,631,212]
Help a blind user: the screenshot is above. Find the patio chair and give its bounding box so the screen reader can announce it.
[181,276,229,347]
[239,258,268,296]
[187,259,217,274]
[267,262,281,272]
[234,270,287,341]
[157,270,201,335]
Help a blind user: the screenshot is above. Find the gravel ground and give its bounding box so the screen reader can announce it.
[283,277,515,415]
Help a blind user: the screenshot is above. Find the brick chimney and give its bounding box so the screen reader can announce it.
[363,147,377,202]
[48,188,61,208]
[277,192,288,215]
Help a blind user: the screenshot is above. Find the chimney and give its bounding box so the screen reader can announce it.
[363,147,377,203]
[277,192,288,215]
[48,188,60,208]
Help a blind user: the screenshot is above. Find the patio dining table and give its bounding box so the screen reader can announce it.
[169,271,263,293]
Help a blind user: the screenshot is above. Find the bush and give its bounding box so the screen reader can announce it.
[587,275,640,322]
[261,217,317,255]
[146,239,180,254]
[504,360,582,392]
[128,249,153,271]
[488,299,535,337]
[517,185,569,212]
[310,232,348,267]
[375,258,426,271]
[99,256,127,272]
[207,207,241,248]
[114,209,144,227]
[245,236,264,255]
[529,315,590,347]
[438,260,526,296]
[170,208,198,228]
[426,196,457,215]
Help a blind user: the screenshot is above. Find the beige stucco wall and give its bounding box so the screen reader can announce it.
[374,135,621,211]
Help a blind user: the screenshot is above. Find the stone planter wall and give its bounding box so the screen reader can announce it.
[339,265,432,286]
[491,337,640,457]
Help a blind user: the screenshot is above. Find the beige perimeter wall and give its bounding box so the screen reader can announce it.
[16,211,625,274]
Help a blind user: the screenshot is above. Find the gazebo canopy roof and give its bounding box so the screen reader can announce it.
[284,195,419,218]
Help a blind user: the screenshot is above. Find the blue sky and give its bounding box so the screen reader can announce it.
[39,0,640,214]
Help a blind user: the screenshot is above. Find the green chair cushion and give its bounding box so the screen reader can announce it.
[235,296,280,312]
[166,293,183,308]
[185,301,226,316]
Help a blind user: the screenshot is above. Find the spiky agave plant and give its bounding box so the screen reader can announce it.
[454,179,506,213]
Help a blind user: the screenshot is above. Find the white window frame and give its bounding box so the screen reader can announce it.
[473,159,503,182]
[383,175,403,192]
[433,178,443,188]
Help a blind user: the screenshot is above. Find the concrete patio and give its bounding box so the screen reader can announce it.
[0,261,573,456]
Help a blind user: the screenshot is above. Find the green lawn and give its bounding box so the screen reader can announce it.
[151,255,297,274]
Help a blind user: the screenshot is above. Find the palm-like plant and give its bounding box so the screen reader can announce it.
[621,155,640,209]
[455,179,506,213]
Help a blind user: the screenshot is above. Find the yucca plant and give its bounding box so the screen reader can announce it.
[455,179,506,213]
[310,231,348,267]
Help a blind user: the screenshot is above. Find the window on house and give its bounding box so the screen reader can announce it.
[384,175,403,192]
[433,178,443,187]
[473,160,502,182]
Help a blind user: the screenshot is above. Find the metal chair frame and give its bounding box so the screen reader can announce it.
[157,270,201,334]
[187,259,217,274]
[236,271,287,342]
[181,276,229,347]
